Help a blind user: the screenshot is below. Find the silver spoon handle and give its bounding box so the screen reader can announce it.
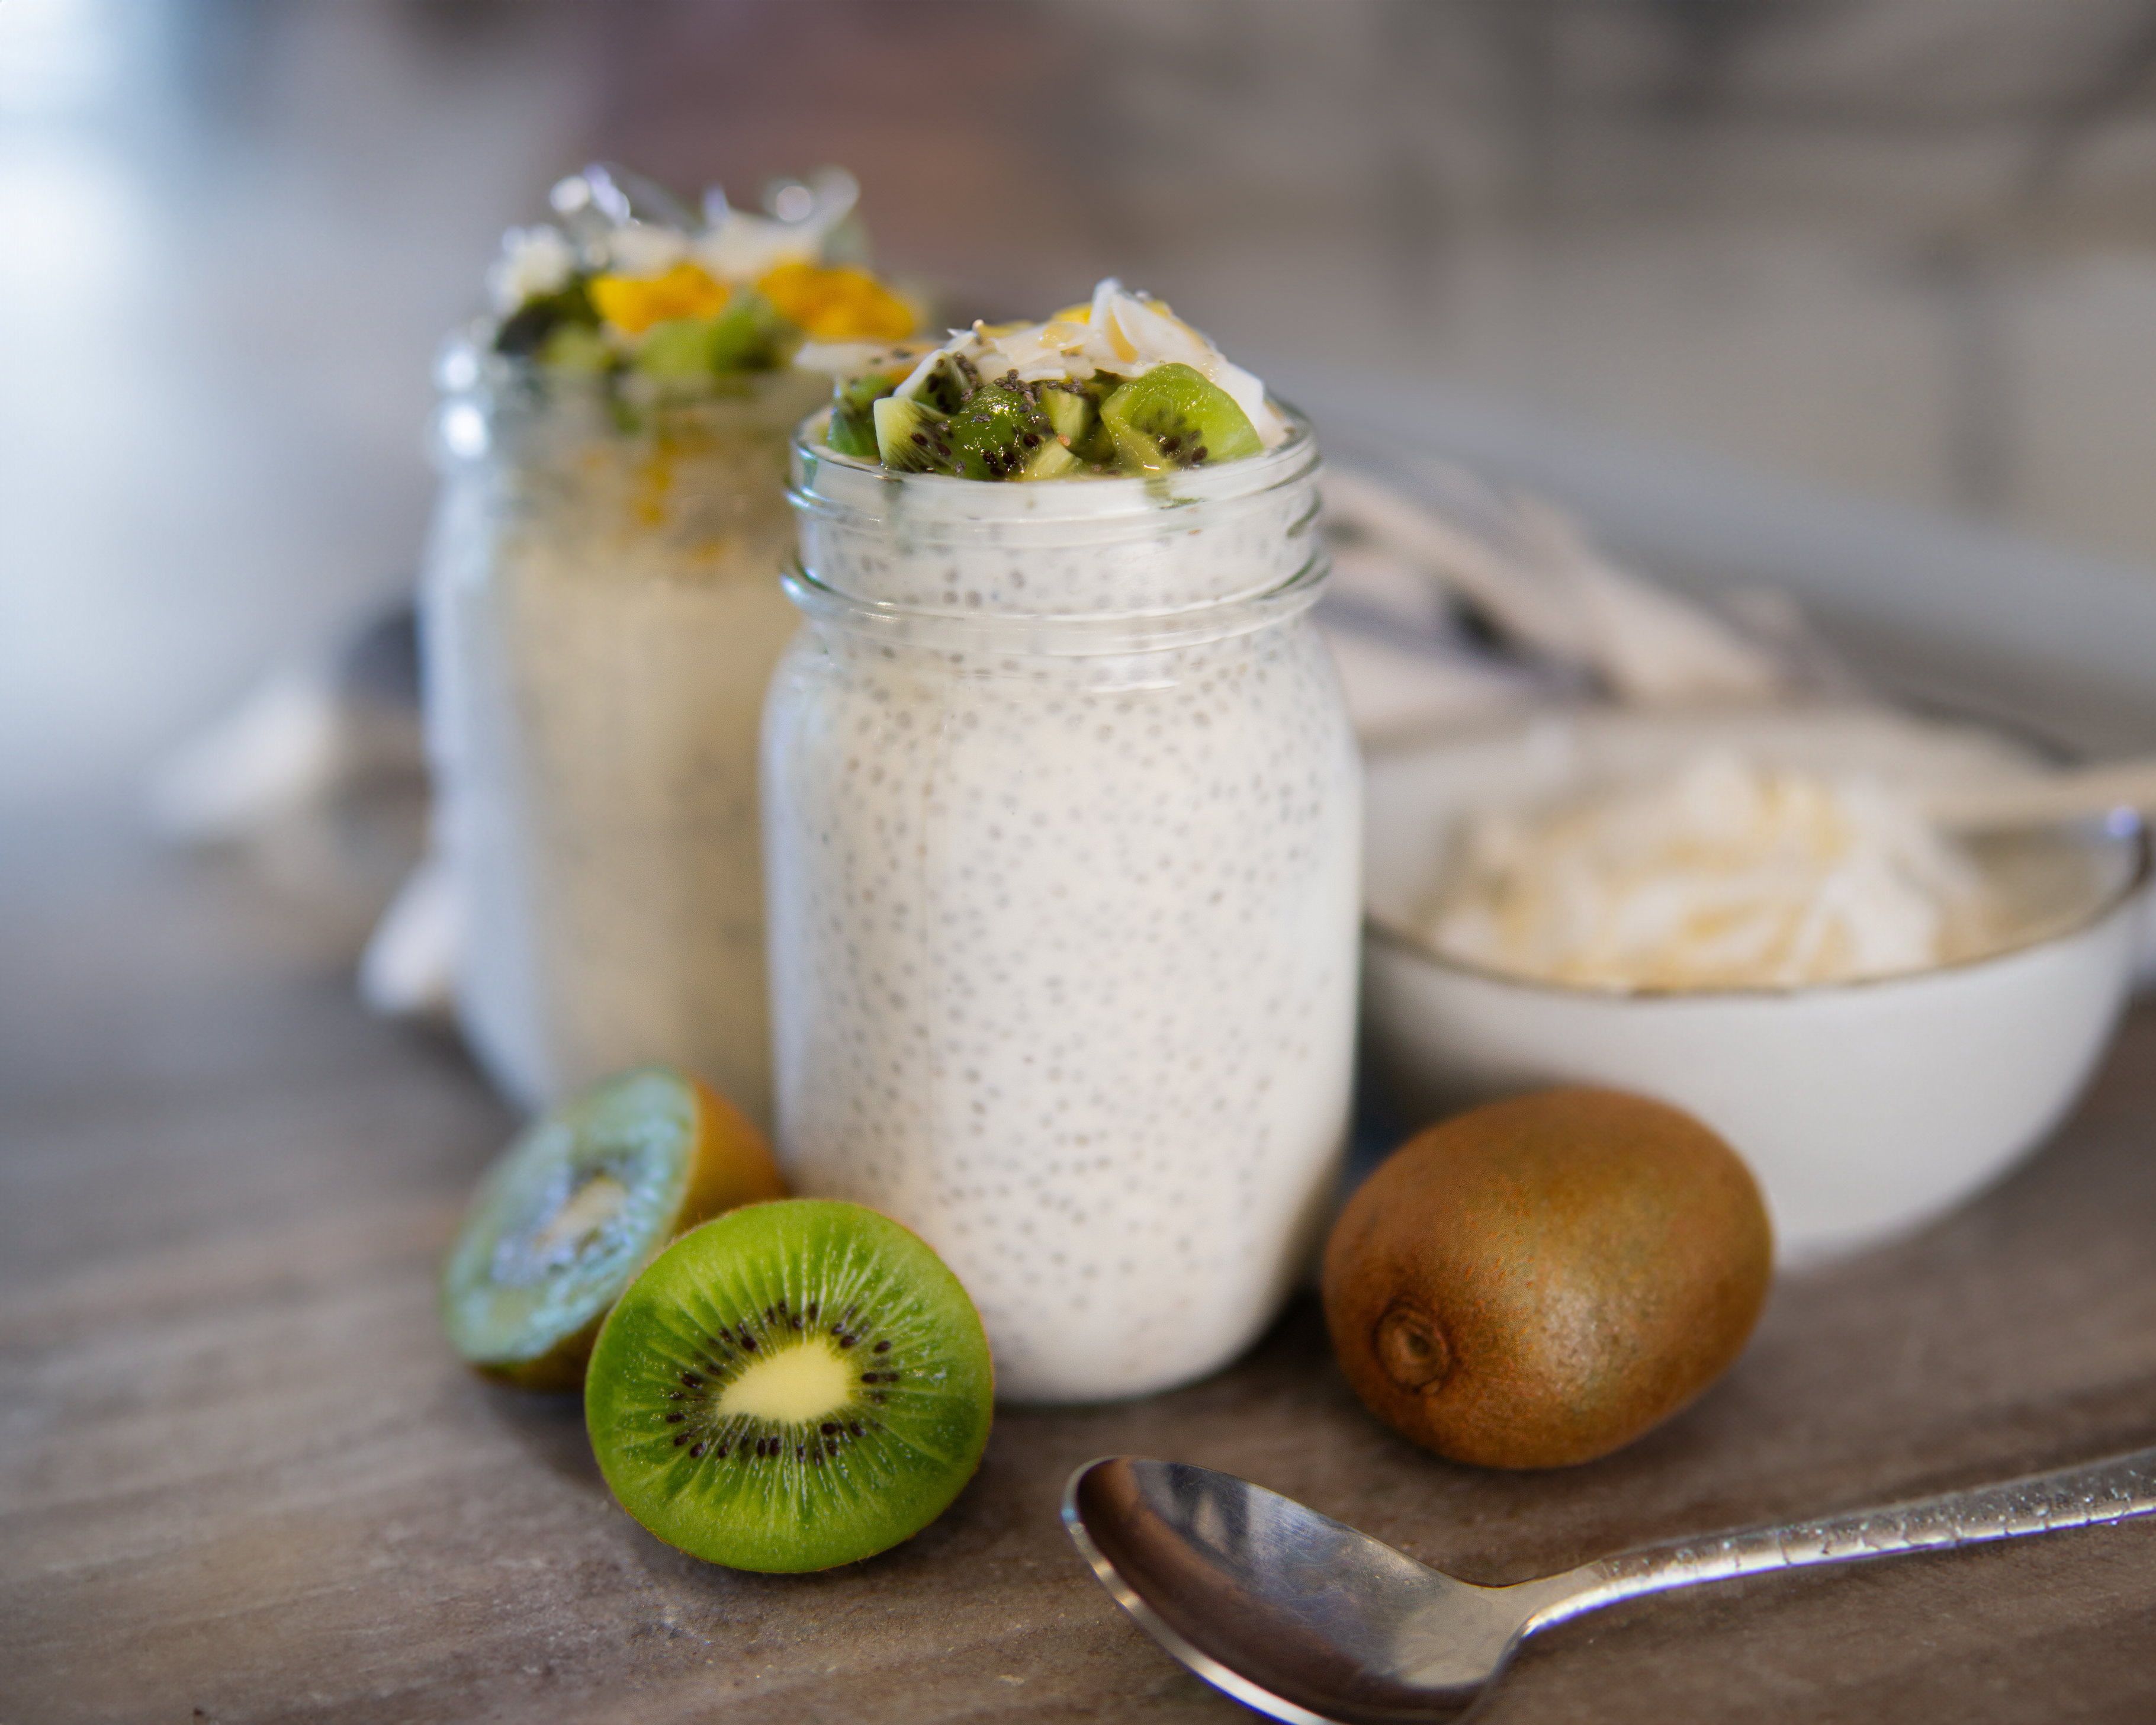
[1537,1445,2156,1626]
[1919,759,2156,830]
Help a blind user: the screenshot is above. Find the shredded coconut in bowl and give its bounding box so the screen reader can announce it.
[1424,750,2000,990]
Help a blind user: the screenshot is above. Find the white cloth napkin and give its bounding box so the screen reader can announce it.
[1313,465,1801,745]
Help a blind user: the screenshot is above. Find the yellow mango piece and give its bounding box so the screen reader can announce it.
[756,262,914,342]
[590,262,731,335]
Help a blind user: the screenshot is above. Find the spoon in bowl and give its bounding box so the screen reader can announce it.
[1063,1450,2156,1725]
[1917,756,2156,832]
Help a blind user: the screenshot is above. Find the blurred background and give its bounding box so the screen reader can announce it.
[9,0,2156,833]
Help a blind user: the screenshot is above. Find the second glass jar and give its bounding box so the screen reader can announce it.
[763,416,1362,1402]
[424,356,828,1123]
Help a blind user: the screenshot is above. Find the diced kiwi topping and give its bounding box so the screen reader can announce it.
[822,280,1286,480]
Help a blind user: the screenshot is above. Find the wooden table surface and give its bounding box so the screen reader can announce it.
[5,807,2156,1725]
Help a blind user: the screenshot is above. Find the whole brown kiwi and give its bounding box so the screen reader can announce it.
[1322,1088,1772,1469]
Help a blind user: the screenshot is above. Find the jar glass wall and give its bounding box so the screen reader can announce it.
[423,352,826,1122]
[763,419,1362,1402]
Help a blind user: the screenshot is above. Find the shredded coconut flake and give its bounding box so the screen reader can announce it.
[487,225,576,313]
[601,222,690,280]
[1425,751,1998,990]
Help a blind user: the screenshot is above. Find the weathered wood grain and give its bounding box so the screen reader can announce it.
[5,814,2155,1724]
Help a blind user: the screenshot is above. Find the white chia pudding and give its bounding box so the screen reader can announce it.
[427,370,827,1120]
[766,325,1361,1400]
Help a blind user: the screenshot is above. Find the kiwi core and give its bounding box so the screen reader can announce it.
[715,1336,854,1422]
[531,1173,628,1259]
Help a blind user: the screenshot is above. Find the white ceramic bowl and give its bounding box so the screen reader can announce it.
[1362,705,2151,1261]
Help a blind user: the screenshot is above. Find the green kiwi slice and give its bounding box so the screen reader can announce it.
[494,277,599,358]
[585,1199,995,1572]
[1040,378,1100,447]
[876,377,1082,481]
[912,351,979,415]
[1098,361,1262,474]
[632,316,724,381]
[942,381,1066,480]
[873,393,955,472]
[440,1067,785,1392]
[827,372,897,460]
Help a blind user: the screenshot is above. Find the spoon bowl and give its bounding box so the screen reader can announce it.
[1064,1451,2156,1724]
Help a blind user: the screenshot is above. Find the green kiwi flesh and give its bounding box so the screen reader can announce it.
[1098,361,1261,473]
[494,278,599,358]
[841,355,1267,480]
[912,351,978,415]
[942,381,1067,480]
[706,290,796,372]
[632,316,721,381]
[827,371,897,460]
[623,293,796,383]
[585,1199,994,1572]
[441,1067,719,1391]
[1039,378,1097,446]
[873,393,953,471]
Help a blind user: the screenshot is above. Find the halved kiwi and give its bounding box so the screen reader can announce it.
[440,1067,785,1392]
[1098,361,1261,473]
[584,1199,994,1572]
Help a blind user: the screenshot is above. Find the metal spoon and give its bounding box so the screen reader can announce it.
[1916,756,2156,832]
[1063,1450,2156,1724]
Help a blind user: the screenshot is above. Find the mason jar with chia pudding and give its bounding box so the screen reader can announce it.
[422,165,919,1122]
[761,286,1363,1400]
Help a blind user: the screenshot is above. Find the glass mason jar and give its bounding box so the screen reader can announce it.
[763,413,1363,1402]
[422,348,828,1123]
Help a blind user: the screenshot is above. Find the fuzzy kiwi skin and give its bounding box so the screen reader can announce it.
[477,1325,593,1394]
[1322,1088,1772,1469]
[457,1074,786,1392]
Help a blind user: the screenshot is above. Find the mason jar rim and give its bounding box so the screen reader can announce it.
[778,547,1329,657]
[429,345,831,472]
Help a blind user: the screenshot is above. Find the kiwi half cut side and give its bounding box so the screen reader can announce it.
[440,1067,785,1392]
[585,1199,994,1573]
[1098,361,1262,474]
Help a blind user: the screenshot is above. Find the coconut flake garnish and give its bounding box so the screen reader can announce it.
[602,223,692,280]
[890,279,1289,447]
[695,166,862,282]
[487,225,577,313]
[793,338,931,375]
